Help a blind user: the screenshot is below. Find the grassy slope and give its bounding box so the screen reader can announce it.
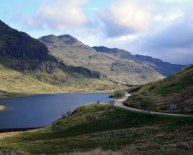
[93,46,186,77]
[0,20,127,97]
[0,54,127,98]
[39,35,164,85]
[125,65,193,113]
[51,48,164,85]
[1,103,193,155]
[0,63,126,97]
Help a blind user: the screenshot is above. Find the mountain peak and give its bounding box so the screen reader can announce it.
[58,34,79,45]
[58,34,75,39]
[39,34,83,47]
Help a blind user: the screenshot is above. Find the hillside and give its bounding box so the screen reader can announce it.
[93,46,186,77]
[39,35,165,85]
[0,20,49,60]
[125,65,193,113]
[1,103,193,154]
[0,20,124,97]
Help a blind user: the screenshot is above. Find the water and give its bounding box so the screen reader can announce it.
[0,93,111,130]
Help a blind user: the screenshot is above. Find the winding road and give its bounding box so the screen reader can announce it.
[114,92,191,117]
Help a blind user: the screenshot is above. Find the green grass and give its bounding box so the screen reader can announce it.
[1,103,193,154]
[41,38,164,85]
[0,57,126,98]
[126,65,193,113]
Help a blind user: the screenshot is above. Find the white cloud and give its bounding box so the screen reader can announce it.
[159,0,192,4]
[89,0,193,64]
[18,0,193,64]
[26,0,88,30]
[155,10,183,23]
[127,16,193,64]
[98,0,192,38]
[99,0,155,37]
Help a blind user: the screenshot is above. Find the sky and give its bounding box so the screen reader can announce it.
[0,0,193,65]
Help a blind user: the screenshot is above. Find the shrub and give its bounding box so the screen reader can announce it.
[113,91,125,99]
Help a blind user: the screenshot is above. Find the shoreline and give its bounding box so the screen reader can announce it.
[0,126,45,133]
[0,90,114,99]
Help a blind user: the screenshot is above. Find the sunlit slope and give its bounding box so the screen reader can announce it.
[126,65,193,113]
[0,20,126,97]
[0,61,125,97]
[40,35,165,85]
[1,103,193,154]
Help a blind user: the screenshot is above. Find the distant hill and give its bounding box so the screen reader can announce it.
[93,46,186,77]
[40,35,166,85]
[125,65,193,113]
[0,20,123,97]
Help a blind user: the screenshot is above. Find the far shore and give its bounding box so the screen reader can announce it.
[0,90,115,99]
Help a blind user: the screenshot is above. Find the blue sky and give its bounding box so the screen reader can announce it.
[1,0,193,64]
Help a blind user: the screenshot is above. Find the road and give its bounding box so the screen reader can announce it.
[114,92,191,117]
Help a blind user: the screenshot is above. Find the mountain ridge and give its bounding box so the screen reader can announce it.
[0,19,187,97]
[93,46,186,77]
[0,20,125,97]
[39,34,185,85]
[40,34,165,85]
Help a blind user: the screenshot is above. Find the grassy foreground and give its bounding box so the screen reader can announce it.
[0,103,193,154]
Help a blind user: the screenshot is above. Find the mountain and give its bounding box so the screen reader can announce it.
[93,46,186,77]
[0,20,99,78]
[125,65,193,113]
[39,35,165,85]
[0,20,123,97]
[0,20,49,60]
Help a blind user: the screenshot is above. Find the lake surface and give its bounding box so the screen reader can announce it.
[0,93,111,130]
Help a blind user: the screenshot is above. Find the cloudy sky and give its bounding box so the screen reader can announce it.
[1,0,193,65]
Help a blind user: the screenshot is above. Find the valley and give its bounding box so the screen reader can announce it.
[0,19,192,155]
[0,20,126,97]
[0,20,186,97]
